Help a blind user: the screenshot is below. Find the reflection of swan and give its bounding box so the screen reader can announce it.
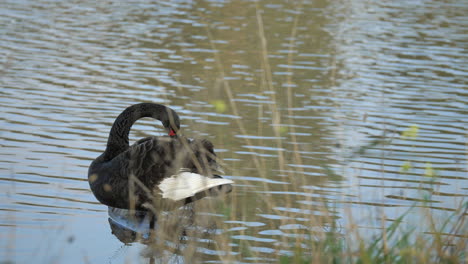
[107,205,221,263]
[108,207,153,244]
[88,103,233,211]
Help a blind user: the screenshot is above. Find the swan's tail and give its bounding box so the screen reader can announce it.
[157,170,234,202]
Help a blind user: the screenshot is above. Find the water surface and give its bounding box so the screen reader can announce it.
[0,0,467,263]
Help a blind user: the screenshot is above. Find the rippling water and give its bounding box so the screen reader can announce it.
[1,0,467,263]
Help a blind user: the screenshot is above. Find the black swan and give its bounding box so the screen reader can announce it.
[88,103,233,211]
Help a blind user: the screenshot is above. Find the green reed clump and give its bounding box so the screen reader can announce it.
[355,205,466,264]
[270,200,466,264]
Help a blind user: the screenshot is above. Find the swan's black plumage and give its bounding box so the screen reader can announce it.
[88,103,230,210]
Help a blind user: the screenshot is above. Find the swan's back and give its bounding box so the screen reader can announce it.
[89,135,232,210]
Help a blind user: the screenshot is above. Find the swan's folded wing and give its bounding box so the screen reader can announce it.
[157,171,234,201]
[124,136,174,180]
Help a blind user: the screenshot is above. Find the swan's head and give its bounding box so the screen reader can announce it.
[160,109,180,137]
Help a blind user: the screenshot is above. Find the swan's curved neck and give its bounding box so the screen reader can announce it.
[102,103,179,161]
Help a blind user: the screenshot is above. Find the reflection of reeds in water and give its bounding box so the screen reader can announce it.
[119,5,467,264]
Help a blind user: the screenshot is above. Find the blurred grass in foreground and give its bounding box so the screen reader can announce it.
[134,6,468,263]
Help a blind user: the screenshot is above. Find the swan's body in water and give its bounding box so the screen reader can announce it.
[88,103,233,211]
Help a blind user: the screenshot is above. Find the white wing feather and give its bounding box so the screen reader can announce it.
[158,171,234,201]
